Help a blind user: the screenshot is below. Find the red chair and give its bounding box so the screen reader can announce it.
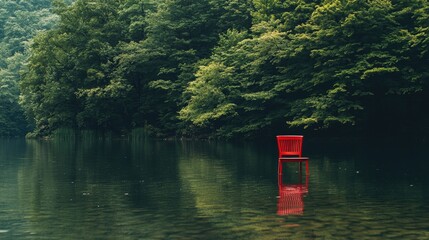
[276,135,309,178]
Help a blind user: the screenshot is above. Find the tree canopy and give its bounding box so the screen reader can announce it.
[0,0,58,136]
[1,0,428,138]
[180,0,429,138]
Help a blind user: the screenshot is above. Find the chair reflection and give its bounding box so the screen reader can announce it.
[277,173,308,216]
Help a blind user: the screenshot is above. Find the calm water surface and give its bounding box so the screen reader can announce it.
[0,137,428,239]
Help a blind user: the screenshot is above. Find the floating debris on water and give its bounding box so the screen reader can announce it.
[0,230,10,233]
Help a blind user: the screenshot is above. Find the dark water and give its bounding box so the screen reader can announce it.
[0,137,428,239]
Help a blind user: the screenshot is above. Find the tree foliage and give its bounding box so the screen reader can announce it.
[0,0,57,136]
[20,0,253,137]
[181,0,429,138]
[11,0,429,138]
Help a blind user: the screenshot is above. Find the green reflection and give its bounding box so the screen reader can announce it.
[17,138,186,239]
[178,141,293,238]
[0,137,427,239]
[0,138,27,236]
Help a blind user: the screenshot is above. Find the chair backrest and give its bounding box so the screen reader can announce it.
[276,135,303,157]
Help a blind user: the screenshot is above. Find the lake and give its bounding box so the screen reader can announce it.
[0,137,428,239]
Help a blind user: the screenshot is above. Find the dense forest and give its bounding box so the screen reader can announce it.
[0,0,428,139]
[0,0,57,135]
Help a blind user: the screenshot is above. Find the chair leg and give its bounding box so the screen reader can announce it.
[278,160,282,184]
[305,173,309,189]
[305,160,309,176]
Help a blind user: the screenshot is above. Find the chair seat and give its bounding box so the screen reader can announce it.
[279,157,309,161]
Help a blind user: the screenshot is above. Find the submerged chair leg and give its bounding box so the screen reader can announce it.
[305,160,309,176]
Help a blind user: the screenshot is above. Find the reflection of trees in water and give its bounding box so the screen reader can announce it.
[178,141,283,238]
[297,146,429,240]
[16,138,188,239]
[14,138,347,239]
[0,139,28,235]
[309,146,427,203]
[11,137,428,239]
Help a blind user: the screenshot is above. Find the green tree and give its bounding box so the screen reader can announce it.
[0,53,27,135]
[0,0,57,136]
[180,0,429,138]
[20,0,134,136]
[114,0,252,136]
[18,0,429,139]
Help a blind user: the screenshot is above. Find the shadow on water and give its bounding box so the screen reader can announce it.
[306,136,429,183]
